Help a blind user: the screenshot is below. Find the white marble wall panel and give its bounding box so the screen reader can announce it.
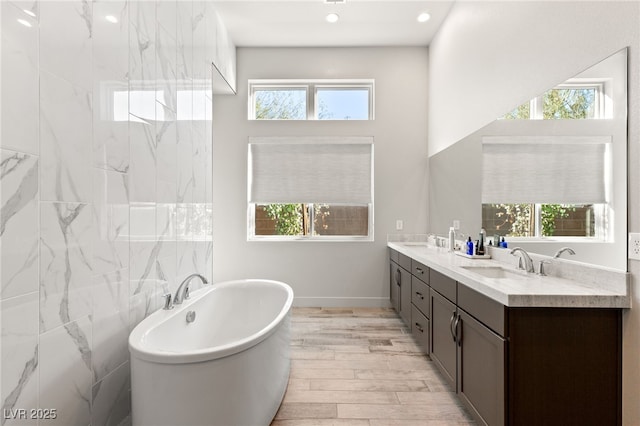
[176,121,194,203]
[39,317,92,426]
[40,202,93,333]
[128,119,156,203]
[156,19,177,113]
[1,1,218,424]
[93,1,129,173]
[1,2,39,155]
[156,108,177,203]
[39,0,93,92]
[1,293,39,424]
[1,151,39,299]
[91,362,131,426]
[40,71,93,203]
[93,168,129,275]
[92,268,129,384]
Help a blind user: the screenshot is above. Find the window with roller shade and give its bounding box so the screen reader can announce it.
[481,136,611,239]
[247,136,374,241]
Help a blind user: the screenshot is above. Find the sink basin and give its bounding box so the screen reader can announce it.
[461,266,527,279]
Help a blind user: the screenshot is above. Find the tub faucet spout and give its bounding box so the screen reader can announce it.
[174,273,209,305]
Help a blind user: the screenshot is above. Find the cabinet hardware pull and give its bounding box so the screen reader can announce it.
[395,268,401,286]
[449,312,457,343]
[453,314,461,346]
[414,322,424,333]
[415,267,424,274]
[415,291,424,299]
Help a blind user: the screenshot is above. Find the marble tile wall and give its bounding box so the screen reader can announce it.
[1,1,224,424]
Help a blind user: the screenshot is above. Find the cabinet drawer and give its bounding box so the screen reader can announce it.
[399,253,412,271]
[458,284,505,336]
[411,276,429,318]
[430,269,457,303]
[411,259,429,283]
[411,304,430,354]
[389,248,399,264]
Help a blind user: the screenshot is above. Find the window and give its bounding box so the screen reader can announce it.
[482,203,603,238]
[249,80,374,120]
[247,137,374,241]
[502,81,606,120]
[481,136,611,240]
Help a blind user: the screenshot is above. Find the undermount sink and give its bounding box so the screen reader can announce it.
[461,266,527,279]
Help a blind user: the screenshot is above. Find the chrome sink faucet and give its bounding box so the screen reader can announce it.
[173,273,209,305]
[554,247,576,258]
[510,247,535,273]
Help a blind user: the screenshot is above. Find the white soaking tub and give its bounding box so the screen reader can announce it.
[129,279,294,426]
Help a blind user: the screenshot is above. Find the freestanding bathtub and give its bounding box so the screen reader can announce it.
[129,279,294,426]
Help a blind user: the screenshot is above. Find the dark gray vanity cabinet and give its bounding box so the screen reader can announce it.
[389,249,411,326]
[388,249,621,425]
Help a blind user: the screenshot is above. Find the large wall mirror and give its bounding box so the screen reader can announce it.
[429,48,628,270]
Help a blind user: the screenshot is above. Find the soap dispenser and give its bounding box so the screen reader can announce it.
[466,237,473,256]
[500,237,508,248]
[448,227,455,252]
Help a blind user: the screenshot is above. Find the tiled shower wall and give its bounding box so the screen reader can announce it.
[1,1,225,424]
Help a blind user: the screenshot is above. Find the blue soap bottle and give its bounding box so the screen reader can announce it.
[500,237,508,248]
[466,237,473,255]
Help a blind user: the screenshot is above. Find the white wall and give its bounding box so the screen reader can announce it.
[212,47,428,306]
[428,2,640,423]
[428,1,639,156]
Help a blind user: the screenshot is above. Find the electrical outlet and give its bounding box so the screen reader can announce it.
[453,220,460,230]
[629,233,640,260]
[396,220,404,231]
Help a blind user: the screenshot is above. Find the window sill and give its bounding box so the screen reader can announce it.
[248,235,374,242]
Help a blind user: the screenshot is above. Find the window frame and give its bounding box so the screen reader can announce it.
[502,79,608,120]
[482,202,609,242]
[248,79,375,121]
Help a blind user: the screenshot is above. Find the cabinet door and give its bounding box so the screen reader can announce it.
[389,260,400,313]
[430,289,457,390]
[457,310,505,426]
[399,267,412,326]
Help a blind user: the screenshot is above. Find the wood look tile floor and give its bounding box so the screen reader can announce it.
[271,307,476,426]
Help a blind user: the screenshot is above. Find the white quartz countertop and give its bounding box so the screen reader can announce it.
[388,242,630,308]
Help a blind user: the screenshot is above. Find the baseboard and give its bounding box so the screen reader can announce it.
[293,297,391,308]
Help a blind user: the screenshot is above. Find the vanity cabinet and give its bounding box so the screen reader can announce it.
[387,249,622,426]
[389,250,411,326]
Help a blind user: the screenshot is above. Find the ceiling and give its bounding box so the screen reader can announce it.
[211,0,455,47]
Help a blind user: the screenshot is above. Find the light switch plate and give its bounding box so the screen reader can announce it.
[629,233,640,260]
[396,220,403,231]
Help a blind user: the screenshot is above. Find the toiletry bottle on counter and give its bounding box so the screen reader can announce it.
[466,237,473,255]
[476,230,485,255]
[500,237,508,248]
[448,227,455,252]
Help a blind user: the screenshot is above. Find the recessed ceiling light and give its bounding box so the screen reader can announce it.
[417,12,431,23]
[22,9,36,18]
[17,18,32,28]
[105,15,118,24]
[326,13,340,23]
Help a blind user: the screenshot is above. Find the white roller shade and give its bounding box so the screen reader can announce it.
[248,136,374,204]
[481,136,610,204]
